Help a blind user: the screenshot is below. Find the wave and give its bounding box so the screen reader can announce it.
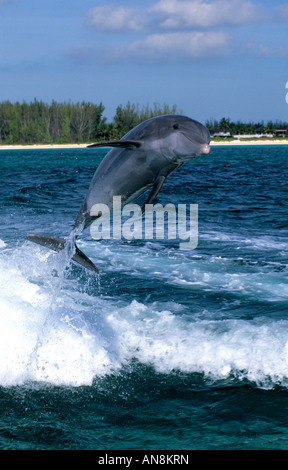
[0,236,288,390]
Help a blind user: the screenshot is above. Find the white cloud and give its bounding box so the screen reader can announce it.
[81,1,282,63]
[87,0,262,33]
[260,45,288,58]
[86,5,144,32]
[244,42,288,59]
[274,3,288,20]
[150,0,261,28]
[105,31,231,62]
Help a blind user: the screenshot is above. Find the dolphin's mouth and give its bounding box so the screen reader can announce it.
[200,144,210,155]
[180,132,210,154]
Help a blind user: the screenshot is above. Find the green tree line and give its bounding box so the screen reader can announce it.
[0,99,180,145]
[0,99,287,145]
[205,117,288,137]
[0,99,106,145]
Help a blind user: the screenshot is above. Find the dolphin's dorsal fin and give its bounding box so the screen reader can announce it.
[87,140,142,149]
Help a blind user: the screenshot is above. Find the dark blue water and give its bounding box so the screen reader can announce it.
[0,144,288,450]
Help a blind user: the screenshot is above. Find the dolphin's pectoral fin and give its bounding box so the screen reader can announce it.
[141,164,183,213]
[26,234,99,273]
[87,140,142,149]
[141,175,167,213]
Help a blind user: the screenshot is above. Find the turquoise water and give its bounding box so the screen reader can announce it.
[0,145,288,450]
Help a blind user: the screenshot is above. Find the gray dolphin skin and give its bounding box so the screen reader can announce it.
[27,115,210,273]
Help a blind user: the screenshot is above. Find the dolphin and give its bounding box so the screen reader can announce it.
[27,115,210,273]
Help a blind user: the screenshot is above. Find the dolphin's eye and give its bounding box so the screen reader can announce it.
[173,123,179,129]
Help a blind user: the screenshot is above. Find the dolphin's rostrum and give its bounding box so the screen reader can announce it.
[27,115,210,272]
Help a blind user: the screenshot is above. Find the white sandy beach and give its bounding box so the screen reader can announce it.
[0,140,288,150]
[210,139,288,146]
[0,143,90,150]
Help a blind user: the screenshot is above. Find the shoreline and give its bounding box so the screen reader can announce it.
[210,139,288,146]
[0,140,288,150]
[0,143,90,150]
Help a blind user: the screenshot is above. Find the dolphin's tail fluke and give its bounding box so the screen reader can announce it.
[26,234,99,273]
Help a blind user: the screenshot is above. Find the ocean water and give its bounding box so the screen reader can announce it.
[0,144,288,450]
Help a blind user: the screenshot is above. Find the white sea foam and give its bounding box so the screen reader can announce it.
[0,240,6,249]
[202,230,288,251]
[81,239,288,301]
[0,241,288,388]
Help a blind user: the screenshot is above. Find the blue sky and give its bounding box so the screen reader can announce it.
[0,0,288,124]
